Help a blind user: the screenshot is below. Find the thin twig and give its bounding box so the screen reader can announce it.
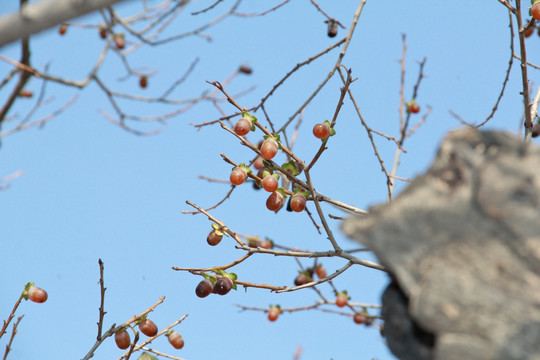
[2,315,23,360]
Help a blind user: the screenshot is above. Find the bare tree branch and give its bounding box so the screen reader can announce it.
[0,0,126,47]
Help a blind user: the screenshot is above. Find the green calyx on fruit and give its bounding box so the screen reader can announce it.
[281,160,301,176]
[23,282,48,303]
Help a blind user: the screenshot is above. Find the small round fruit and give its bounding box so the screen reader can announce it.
[532,123,540,138]
[253,157,264,170]
[294,273,310,286]
[114,33,125,49]
[327,21,338,37]
[353,312,367,325]
[532,2,540,21]
[19,89,33,98]
[315,265,327,279]
[195,279,214,298]
[214,277,233,295]
[407,102,420,114]
[266,191,284,211]
[139,75,148,89]
[239,65,253,74]
[139,319,158,337]
[313,123,330,139]
[336,293,348,308]
[234,118,252,136]
[268,307,280,322]
[259,239,273,249]
[167,331,184,349]
[290,194,306,212]
[207,230,223,246]
[230,167,248,186]
[27,286,48,303]
[115,330,131,349]
[260,138,278,160]
[59,24,67,35]
[99,26,107,39]
[262,175,278,193]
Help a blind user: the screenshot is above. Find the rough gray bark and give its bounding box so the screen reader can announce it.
[0,0,125,48]
[342,129,540,360]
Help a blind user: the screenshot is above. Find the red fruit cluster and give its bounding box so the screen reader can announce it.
[27,286,48,303]
[196,276,234,297]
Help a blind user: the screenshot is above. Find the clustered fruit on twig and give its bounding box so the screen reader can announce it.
[113,316,185,351]
[195,270,237,298]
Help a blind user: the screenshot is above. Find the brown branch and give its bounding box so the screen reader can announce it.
[515,0,532,140]
[181,185,235,214]
[276,261,353,293]
[2,315,23,360]
[172,253,252,273]
[184,201,245,246]
[277,0,367,133]
[96,259,106,341]
[191,0,223,15]
[257,38,346,108]
[306,67,353,171]
[0,24,32,130]
[309,0,345,28]
[0,292,24,341]
[478,10,514,127]
[82,297,166,360]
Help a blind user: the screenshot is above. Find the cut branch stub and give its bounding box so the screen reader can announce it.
[342,129,540,360]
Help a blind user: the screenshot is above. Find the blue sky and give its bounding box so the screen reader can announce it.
[1,1,539,359]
